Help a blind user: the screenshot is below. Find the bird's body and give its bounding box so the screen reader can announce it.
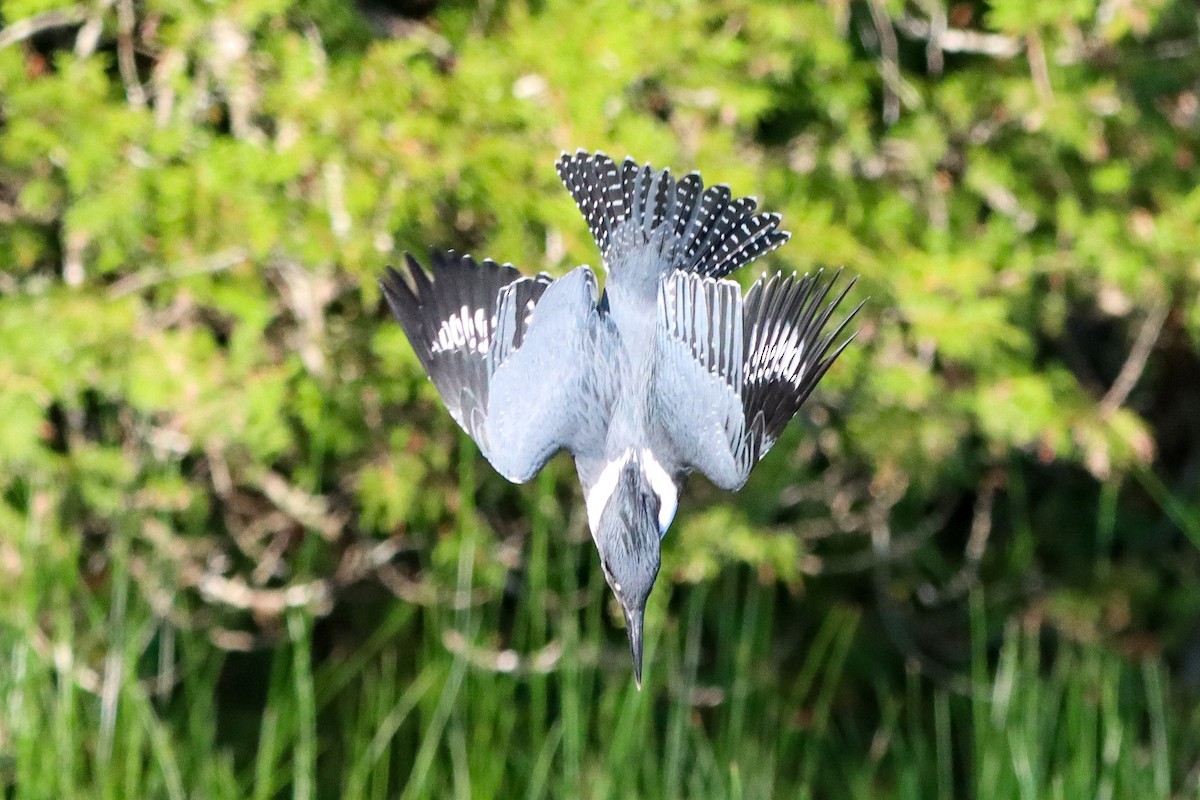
[382,151,859,685]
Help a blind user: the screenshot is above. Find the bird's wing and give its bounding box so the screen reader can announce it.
[652,270,859,490]
[651,273,752,489]
[556,150,790,280]
[381,253,619,484]
[484,265,621,482]
[380,252,551,442]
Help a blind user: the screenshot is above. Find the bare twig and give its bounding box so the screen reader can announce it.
[75,0,116,58]
[116,0,146,107]
[188,569,333,616]
[921,0,946,76]
[248,525,297,585]
[964,475,997,566]
[895,15,1022,58]
[918,471,1001,606]
[62,229,87,287]
[0,196,55,225]
[33,628,102,694]
[208,627,269,651]
[866,0,901,124]
[978,181,1036,232]
[151,48,185,128]
[1152,35,1200,61]
[442,629,569,675]
[1026,31,1054,103]
[0,6,88,50]
[334,538,409,584]
[107,248,248,298]
[303,22,328,86]
[249,466,347,541]
[271,260,334,378]
[1100,296,1170,419]
[323,160,352,240]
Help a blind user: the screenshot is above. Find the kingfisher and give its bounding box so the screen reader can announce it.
[381,151,859,687]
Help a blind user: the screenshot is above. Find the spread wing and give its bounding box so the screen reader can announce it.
[381,252,620,483]
[651,270,859,490]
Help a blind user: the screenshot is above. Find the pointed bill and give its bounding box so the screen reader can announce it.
[623,605,645,690]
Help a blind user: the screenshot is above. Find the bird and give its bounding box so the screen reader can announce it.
[380,150,860,687]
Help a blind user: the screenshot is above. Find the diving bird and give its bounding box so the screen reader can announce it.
[380,151,859,687]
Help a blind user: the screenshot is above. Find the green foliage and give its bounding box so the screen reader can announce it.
[0,487,1189,799]
[1,0,1200,795]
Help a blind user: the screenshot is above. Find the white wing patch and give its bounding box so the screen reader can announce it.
[431,304,491,355]
[746,325,806,387]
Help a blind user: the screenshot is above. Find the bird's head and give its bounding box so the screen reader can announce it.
[590,452,677,688]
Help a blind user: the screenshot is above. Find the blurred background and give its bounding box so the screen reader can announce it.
[2,0,1200,797]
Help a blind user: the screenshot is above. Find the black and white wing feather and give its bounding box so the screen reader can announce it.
[381,252,549,441]
[556,150,790,280]
[740,271,859,453]
[652,270,859,490]
[381,252,619,483]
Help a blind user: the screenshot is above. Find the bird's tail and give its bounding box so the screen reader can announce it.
[556,150,789,281]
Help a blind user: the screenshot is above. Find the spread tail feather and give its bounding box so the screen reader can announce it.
[556,150,790,280]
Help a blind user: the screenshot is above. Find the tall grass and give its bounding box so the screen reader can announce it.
[0,467,1192,799]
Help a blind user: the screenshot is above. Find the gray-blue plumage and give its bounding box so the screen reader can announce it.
[381,151,859,687]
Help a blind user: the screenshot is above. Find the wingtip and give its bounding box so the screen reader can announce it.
[378,261,423,323]
[399,252,429,283]
[827,269,860,304]
[844,295,868,323]
[816,295,868,371]
[380,263,407,289]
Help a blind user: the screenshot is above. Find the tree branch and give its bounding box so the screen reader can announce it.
[0,6,88,50]
[116,0,146,108]
[866,0,901,124]
[1100,296,1170,419]
[894,15,1022,59]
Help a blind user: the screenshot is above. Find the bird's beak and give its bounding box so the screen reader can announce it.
[622,605,645,690]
